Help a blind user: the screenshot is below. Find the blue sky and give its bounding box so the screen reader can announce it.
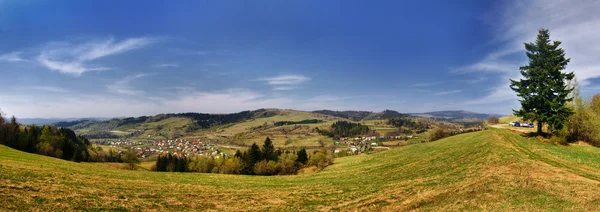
[1,0,599,118]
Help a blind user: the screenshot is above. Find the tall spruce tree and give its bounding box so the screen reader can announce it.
[296,148,308,165]
[510,28,574,135]
[247,143,262,164]
[262,137,276,161]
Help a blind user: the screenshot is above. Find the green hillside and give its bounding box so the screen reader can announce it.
[2,128,600,211]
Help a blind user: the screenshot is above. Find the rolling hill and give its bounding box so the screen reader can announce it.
[409,110,502,122]
[2,128,600,211]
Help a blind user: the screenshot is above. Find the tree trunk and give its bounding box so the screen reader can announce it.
[537,121,543,135]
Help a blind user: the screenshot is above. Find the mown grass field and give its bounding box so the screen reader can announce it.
[2,128,600,211]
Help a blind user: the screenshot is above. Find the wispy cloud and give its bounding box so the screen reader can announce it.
[106,73,151,95]
[37,37,156,76]
[259,74,311,91]
[0,52,26,62]
[434,90,462,96]
[458,0,600,106]
[170,48,210,56]
[414,82,441,87]
[27,86,70,93]
[152,63,178,68]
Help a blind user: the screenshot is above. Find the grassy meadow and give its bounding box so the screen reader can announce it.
[2,128,600,211]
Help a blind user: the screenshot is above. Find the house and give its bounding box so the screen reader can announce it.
[371,142,377,146]
[334,149,341,153]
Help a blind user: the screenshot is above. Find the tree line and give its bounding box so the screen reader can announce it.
[387,118,429,131]
[317,121,372,138]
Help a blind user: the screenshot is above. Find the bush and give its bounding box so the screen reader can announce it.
[253,160,278,175]
[122,150,140,170]
[308,149,333,170]
[429,128,450,141]
[220,157,244,174]
[567,94,600,146]
[487,116,500,124]
[277,153,298,175]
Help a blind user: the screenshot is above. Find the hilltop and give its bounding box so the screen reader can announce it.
[2,128,600,211]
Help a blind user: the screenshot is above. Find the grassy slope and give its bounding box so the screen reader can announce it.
[212,110,340,147]
[499,115,520,124]
[2,129,600,211]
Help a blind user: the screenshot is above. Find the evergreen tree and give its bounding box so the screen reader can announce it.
[510,28,574,134]
[296,148,308,165]
[242,143,262,174]
[262,137,276,161]
[248,143,262,164]
[156,155,164,171]
[234,150,242,158]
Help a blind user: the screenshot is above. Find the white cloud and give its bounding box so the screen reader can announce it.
[259,74,310,91]
[434,90,462,96]
[152,63,178,68]
[37,37,155,76]
[459,0,600,109]
[272,86,296,91]
[106,74,150,95]
[0,52,26,62]
[0,87,364,118]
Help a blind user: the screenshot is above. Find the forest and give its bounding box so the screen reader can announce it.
[0,114,123,162]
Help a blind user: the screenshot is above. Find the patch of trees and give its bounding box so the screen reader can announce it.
[155,153,189,172]
[274,119,323,126]
[317,121,371,138]
[0,116,94,162]
[158,137,333,175]
[563,90,600,146]
[388,118,429,131]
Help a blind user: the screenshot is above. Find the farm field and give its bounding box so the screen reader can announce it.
[2,128,600,211]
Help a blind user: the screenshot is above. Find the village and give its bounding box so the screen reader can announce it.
[92,138,229,159]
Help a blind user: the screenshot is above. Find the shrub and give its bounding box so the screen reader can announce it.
[308,149,333,170]
[122,150,140,170]
[220,157,244,174]
[487,116,500,124]
[429,128,450,141]
[277,153,298,175]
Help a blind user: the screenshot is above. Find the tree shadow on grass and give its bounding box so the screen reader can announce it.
[521,131,550,139]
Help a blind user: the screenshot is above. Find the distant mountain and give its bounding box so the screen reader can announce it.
[17,117,110,125]
[409,110,503,122]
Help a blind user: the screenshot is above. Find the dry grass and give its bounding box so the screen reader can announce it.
[2,128,600,211]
